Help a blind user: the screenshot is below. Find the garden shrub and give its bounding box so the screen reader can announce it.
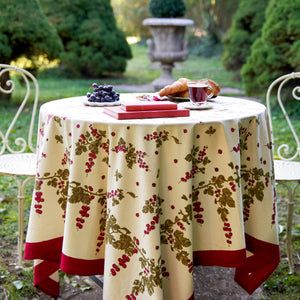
[40,0,132,78]
[149,0,186,18]
[221,0,269,71]
[0,0,63,65]
[242,0,300,96]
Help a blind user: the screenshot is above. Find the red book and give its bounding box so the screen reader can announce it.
[121,100,177,111]
[103,106,190,120]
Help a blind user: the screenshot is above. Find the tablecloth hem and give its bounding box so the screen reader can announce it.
[61,253,105,275]
[193,248,247,267]
[188,292,194,300]
[35,281,59,299]
[24,236,63,262]
[234,233,280,295]
[234,262,279,295]
[33,260,60,298]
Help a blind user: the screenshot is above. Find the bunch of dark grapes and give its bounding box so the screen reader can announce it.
[87,83,120,103]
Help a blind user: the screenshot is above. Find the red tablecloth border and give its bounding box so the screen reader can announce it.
[24,233,280,298]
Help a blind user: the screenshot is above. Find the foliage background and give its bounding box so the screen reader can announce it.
[221,0,269,72]
[241,0,300,96]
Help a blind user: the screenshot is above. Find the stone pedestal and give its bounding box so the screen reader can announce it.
[143,18,194,91]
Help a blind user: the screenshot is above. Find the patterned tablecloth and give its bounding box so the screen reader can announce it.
[24,94,280,299]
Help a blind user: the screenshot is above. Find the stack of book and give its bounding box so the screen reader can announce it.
[103,101,190,120]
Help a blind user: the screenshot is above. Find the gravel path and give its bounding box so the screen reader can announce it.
[53,266,265,300]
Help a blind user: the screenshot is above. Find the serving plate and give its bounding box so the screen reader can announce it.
[82,99,121,107]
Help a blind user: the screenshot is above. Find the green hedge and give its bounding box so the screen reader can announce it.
[222,0,269,71]
[242,0,300,96]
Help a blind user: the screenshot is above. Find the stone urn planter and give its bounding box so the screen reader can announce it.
[143,18,194,91]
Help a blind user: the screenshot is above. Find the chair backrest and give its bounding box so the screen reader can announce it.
[266,72,300,161]
[0,64,39,155]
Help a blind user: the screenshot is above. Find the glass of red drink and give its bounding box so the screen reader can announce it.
[187,81,214,106]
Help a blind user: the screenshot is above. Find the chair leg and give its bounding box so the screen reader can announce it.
[17,193,25,268]
[278,180,300,274]
[89,275,104,288]
[15,176,34,268]
[286,192,294,274]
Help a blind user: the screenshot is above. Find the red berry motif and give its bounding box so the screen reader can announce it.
[110,254,132,277]
[193,201,204,224]
[76,205,90,229]
[112,144,127,153]
[96,231,106,252]
[34,191,44,214]
[223,219,233,244]
[85,151,96,173]
[271,201,276,225]
[229,182,236,192]
[61,150,70,165]
[136,150,149,171]
[181,146,209,182]
[233,144,240,152]
[265,177,269,187]
[243,205,250,222]
[144,214,159,235]
[126,294,138,300]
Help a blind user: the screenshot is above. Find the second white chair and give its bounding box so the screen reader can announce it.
[266,72,300,274]
[0,64,39,267]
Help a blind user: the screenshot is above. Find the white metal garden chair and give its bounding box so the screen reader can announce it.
[266,72,300,274]
[0,64,39,267]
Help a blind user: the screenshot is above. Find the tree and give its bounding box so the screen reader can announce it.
[221,0,269,71]
[0,0,63,65]
[185,0,240,57]
[242,0,300,95]
[0,0,63,100]
[40,0,132,78]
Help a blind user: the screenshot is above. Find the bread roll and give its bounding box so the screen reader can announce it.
[199,79,221,97]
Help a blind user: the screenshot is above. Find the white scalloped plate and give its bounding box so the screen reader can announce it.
[179,102,213,110]
[82,98,121,107]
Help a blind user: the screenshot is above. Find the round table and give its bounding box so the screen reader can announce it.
[24,94,280,299]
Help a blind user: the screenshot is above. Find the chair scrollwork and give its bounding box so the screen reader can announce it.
[0,64,39,155]
[266,72,300,161]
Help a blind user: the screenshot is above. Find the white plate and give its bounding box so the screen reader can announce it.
[82,98,121,107]
[179,102,213,110]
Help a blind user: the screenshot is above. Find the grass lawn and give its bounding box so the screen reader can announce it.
[0,43,300,299]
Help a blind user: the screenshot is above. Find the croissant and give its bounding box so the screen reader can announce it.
[168,90,190,98]
[158,78,189,97]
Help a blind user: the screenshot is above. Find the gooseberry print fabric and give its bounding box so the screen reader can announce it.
[24,95,280,300]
